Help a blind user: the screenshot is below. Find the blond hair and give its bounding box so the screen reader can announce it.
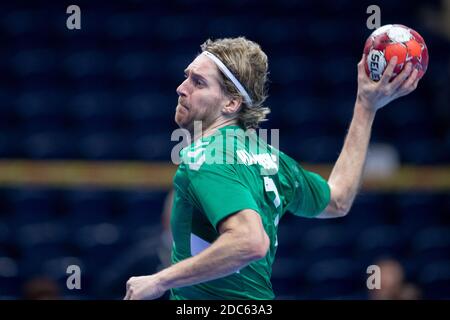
[200,37,270,129]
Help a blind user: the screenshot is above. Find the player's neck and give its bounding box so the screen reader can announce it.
[192,118,239,142]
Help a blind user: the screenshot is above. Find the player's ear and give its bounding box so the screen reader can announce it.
[222,97,242,115]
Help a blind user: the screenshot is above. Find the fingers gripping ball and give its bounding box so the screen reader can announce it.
[364,24,429,81]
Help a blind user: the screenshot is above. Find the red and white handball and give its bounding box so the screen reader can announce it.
[364,24,429,81]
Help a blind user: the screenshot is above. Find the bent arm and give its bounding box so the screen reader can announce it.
[155,209,269,291]
[316,55,419,219]
[316,102,375,218]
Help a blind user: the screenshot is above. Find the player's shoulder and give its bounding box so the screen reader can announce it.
[178,125,297,175]
[179,130,235,173]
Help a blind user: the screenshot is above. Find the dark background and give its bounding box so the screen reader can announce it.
[0,0,449,299]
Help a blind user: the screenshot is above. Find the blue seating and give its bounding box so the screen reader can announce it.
[255,18,301,46]
[115,52,164,81]
[67,92,123,133]
[0,1,443,164]
[15,91,67,133]
[65,190,114,226]
[73,223,122,250]
[0,91,19,131]
[120,190,166,228]
[319,57,356,87]
[419,260,450,299]
[270,57,313,86]
[281,97,336,133]
[0,0,448,299]
[271,257,307,297]
[0,257,20,296]
[412,227,450,261]
[345,193,392,228]
[397,194,443,234]
[0,130,23,158]
[0,188,14,220]
[446,132,450,163]
[295,136,342,163]
[397,138,443,164]
[106,13,155,41]
[17,242,73,283]
[132,133,175,161]
[355,225,407,264]
[12,49,57,77]
[14,222,68,250]
[304,258,363,299]
[0,223,10,249]
[64,51,112,80]
[2,11,35,37]
[300,225,354,262]
[276,213,319,256]
[93,237,164,299]
[24,131,79,159]
[71,223,125,270]
[78,132,131,160]
[123,93,176,135]
[10,189,59,225]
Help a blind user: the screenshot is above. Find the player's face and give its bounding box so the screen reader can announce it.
[175,54,227,131]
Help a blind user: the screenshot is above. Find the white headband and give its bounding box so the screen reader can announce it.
[202,51,253,106]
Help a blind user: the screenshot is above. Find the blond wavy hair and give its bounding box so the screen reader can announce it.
[200,37,270,129]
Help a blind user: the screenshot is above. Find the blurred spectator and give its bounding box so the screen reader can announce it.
[364,143,400,179]
[22,276,61,300]
[369,258,422,300]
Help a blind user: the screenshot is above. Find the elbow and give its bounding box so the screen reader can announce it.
[220,210,270,262]
[335,202,350,217]
[325,195,351,218]
[318,198,350,219]
[334,199,352,218]
[254,232,270,259]
[328,195,352,218]
[328,185,353,217]
[243,231,270,261]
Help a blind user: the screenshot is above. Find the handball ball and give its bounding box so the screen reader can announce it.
[364,24,429,81]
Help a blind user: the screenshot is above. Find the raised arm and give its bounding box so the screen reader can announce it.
[316,55,420,219]
[124,209,269,299]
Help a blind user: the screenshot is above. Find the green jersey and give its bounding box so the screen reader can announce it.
[170,125,330,300]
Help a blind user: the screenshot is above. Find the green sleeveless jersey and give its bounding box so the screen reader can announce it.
[170,125,330,300]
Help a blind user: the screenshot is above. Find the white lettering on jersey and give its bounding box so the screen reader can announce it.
[188,153,206,171]
[237,150,278,171]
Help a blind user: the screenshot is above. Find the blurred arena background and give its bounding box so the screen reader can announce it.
[0,0,449,299]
